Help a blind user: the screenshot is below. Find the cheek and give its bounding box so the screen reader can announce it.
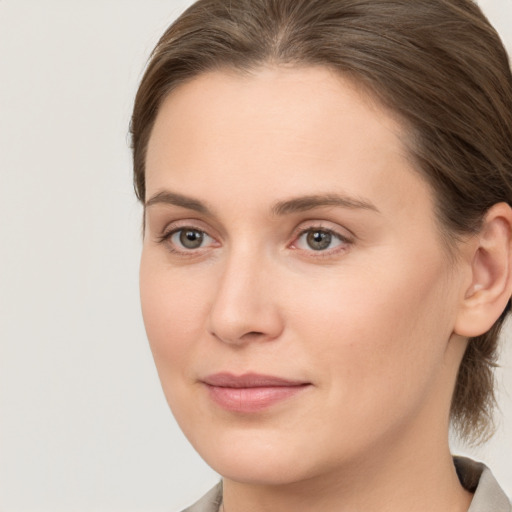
[289,254,456,410]
[139,251,210,378]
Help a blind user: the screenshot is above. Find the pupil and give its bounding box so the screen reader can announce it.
[180,229,203,249]
[307,230,331,250]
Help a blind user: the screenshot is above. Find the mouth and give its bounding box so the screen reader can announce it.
[201,372,311,413]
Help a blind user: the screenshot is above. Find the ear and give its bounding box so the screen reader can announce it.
[454,202,512,337]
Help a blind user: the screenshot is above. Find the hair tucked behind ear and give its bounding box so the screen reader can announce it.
[131,0,512,444]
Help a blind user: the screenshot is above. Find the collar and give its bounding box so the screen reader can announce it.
[454,456,511,512]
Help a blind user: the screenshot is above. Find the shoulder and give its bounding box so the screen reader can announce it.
[454,456,511,512]
[180,481,223,512]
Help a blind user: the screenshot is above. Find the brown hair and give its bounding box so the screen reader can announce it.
[130,0,512,444]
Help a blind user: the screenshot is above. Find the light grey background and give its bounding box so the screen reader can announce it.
[1,1,511,511]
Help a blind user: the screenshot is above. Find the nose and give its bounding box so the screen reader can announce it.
[207,251,284,346]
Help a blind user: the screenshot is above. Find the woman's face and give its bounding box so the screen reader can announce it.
[140,67,468,484]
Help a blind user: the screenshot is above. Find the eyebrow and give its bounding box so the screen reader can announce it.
[271,194,380,216]
[145,190,212,214]
[144,190,379,216]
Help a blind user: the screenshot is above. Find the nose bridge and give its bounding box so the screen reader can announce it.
[207,243,282,344]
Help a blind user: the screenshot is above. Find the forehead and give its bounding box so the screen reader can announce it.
[147,66,403,159]
[145,66,434,225]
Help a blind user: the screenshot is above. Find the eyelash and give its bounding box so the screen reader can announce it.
[156,223,353,257]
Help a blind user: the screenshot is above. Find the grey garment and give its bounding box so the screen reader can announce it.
[454,457,511,512]
[181,482,223,512]
[181,457,511,512]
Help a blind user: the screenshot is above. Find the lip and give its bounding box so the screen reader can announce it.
[201,372,311,413]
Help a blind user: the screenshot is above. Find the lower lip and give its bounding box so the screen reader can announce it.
[205,384,309,413]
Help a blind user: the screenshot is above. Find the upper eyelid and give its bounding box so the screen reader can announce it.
[161,225,213,242]
[296,226,350,239]
[159,219,218,237]
[291,228,351,249]
[292,220,355,240]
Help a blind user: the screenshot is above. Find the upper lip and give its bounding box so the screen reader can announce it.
[202,372,309,388]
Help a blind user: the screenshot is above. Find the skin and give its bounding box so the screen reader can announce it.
[140,66,511,512]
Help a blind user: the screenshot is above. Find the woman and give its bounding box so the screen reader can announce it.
[131,1,512,511]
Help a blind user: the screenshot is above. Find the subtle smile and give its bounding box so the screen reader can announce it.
[202,372,312,413]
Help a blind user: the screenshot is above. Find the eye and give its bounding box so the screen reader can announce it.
[167,228,214,250]
[294,228,347,252]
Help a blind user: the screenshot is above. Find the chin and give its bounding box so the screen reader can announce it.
[207,451,310,485]
[186,425,325,486]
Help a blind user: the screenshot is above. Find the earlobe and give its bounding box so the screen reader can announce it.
[454,202,512,337]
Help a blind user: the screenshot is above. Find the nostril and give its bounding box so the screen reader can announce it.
[239,331,270,342]
[240,331,265,341]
